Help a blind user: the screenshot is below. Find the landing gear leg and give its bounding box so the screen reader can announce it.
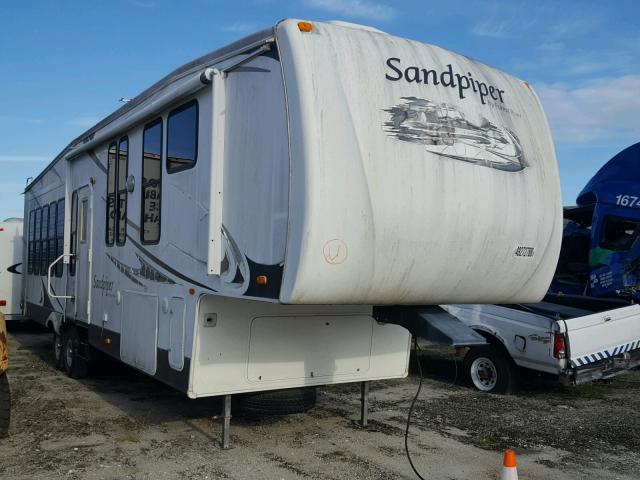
[221,394,231,449]
[360,381,369,427]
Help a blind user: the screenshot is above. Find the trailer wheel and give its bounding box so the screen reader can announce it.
[463,345,516,394]
[0,373,10,438]
[236,387,317,417]
[63,327,89,379]
[53,331,64,370]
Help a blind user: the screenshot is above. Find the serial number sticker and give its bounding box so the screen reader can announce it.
[514,245,535,258]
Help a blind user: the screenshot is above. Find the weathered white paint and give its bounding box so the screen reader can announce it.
[277,19,562,304]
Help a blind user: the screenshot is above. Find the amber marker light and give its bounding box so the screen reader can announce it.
[256,275,268,286]
[298,21,313,32]
[189,288,196,296]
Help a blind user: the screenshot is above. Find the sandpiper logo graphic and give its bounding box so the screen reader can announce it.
[385,57,506,105]
[384,97,526,172]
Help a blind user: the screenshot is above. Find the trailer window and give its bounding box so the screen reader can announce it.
[34,208,41,275]
[48,202,57,276]
[142,119,162,244]
[167,100,198,173]
[28,210,35,274]
[600,217,640,251]
[41,204,49,275]
[116,137,129,245]
[106,142,117,246]
[56,199,64,277]
[70,191,78,276]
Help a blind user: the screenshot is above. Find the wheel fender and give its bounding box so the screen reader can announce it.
[472,328,514,361]
[46,312,63,334]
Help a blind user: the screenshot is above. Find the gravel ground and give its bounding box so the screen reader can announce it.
[1,322,639,480]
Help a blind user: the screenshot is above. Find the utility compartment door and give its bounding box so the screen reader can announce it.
[564,304,640,367]
[120,291,158,375]
[247,315,372,382]
[168,297,185,371]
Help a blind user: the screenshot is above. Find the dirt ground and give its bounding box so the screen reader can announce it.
[1,322,639,480]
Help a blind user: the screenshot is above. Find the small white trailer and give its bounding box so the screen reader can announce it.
[22,19,562,442]
[0,218,24,321]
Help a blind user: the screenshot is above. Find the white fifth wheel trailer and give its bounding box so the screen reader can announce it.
[22,19,562,439]
[0,218,24,321]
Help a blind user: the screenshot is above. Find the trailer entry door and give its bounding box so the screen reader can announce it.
[73,187,92,323]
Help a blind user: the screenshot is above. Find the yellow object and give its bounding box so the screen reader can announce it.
[0,312,7,374]
[297,21,313,32]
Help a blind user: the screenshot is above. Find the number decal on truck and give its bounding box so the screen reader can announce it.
[615,195,640,207]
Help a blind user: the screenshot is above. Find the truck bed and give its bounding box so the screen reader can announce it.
[443,298,640,384]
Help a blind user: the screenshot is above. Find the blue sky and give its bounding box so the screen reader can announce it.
[1,0,639,219]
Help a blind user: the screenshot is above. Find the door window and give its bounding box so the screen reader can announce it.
[79,199,88,243]
[600,217,640,251]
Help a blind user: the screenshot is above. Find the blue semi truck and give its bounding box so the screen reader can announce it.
[550,142,640,303]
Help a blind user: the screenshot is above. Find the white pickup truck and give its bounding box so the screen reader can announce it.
[442,296,640,393]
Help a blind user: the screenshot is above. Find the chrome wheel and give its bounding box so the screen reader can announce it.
[470,357,498,391]
[65,337,74,371]
[54,334,62,362]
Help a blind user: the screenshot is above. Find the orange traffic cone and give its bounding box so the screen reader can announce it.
[500,450,518,480]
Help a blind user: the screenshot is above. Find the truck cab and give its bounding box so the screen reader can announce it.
[551,142,640,301]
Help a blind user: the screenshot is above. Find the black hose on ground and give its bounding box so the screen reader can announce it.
[404,338,427,480]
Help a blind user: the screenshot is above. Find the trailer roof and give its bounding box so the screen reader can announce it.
[25,26,274,193]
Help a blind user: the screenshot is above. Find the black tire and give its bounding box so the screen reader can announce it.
[63,327,89,379]
[53,331,64,370]
[463,345,516,394]
[236,387,317,417]
[0,373,10,438]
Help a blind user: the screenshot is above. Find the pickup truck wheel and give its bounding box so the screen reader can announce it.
[0,373,10,438]
[464,346,515,394]
[53,331,64,370]
[63,327,89,379]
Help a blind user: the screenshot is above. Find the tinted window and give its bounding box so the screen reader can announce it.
[48,202,57,273]
[28,210,35,274]
[56,199,64,277]
[600,217,640,251]
[41,205,49,275]
[34,208,41,275]
[142,119,162,243]
[116,137,128,245]
[106,142,117,245]
[167,100,198,173]
[70,191,78,276]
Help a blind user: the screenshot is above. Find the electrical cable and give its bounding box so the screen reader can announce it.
[451,350,459,387]
[404,337,427,480]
